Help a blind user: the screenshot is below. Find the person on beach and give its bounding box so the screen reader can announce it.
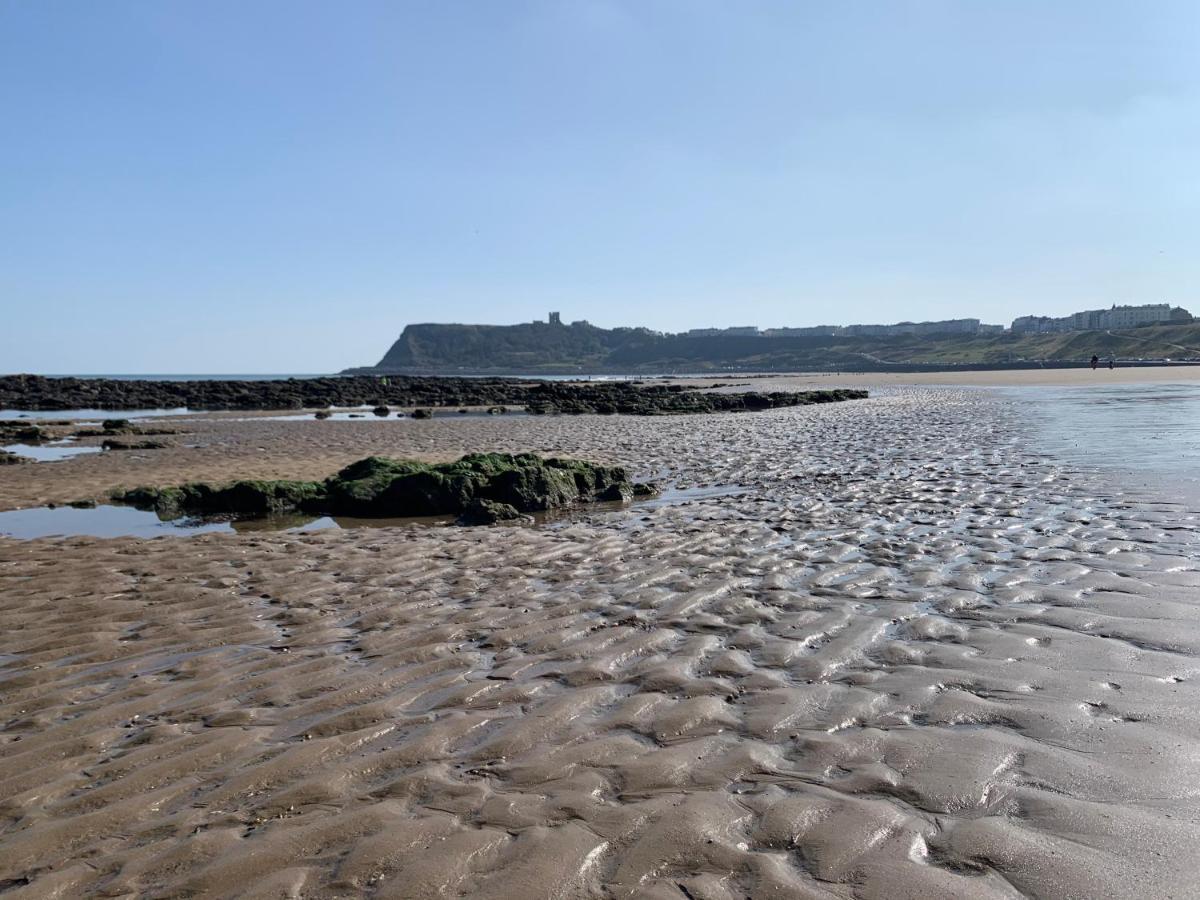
[1091,354,1099,370]
[1108,357,1115,370]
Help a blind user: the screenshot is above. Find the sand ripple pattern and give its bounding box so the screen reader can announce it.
[2,389,1200,898]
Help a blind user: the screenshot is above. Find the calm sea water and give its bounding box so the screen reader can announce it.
[1009,382,1200,508]
[35,373,715,382]
[41,374,327,381]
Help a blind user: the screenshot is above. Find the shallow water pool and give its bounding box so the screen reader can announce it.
[2,442,104,462]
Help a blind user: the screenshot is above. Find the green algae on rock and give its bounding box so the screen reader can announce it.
[112,453,648,524]
[455,498,530,526]
[116,479,326,517]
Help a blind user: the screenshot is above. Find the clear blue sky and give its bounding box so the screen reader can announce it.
[2,2,1198,373]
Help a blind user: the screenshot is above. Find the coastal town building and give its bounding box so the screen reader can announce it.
[846,318,991,337]
[759,319,1006,338]
[551,304,1190,342]
[1011,303,1191,334]
[687,326,760,337]
[763,326,843,337]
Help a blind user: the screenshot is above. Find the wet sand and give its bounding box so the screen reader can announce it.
[2,385,1200,897]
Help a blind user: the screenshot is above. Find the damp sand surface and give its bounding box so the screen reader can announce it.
[1,384,1200,898]
[0,486,744,539]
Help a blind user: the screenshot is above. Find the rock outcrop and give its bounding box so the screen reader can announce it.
[0,374,867,416]
[114,453,652,525]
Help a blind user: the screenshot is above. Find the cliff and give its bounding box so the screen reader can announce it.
[345,320,1200,374]
[362,321,662,373]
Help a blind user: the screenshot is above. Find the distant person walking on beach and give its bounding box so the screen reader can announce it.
[1091,354,1099,370]
[1108,357,1115,370]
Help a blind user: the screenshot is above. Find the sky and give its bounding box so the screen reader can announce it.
[2,1,1198,373]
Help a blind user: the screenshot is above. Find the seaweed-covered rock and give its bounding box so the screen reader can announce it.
[323,456,466,517]
[456,498,529,526]
[102,419,133,432]
[411,408,432,419]
[0,423,44,442]
[116,479,325,517]
[596,482,633,503]
[113,453,637,525]
[372,405,390,417]
[0,449,29,465]
[314,410,332,420]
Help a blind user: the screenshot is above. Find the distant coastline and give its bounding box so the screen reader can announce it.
[346,317,1200,376]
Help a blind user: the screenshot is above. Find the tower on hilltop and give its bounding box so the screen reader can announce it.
[548,311,561,325]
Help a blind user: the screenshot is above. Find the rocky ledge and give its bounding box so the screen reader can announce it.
[522,384,866,415]
[0,374,866,416]
[113,453,658,526]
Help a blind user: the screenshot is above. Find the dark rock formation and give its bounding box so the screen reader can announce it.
[0,374,868,416]
[410,408,432,419]
[455,498,529,526]
[113,453,639,525]
[0,423,45,442]
[372,405,390,417]
[117,479,326,518]
[522,385,867,416]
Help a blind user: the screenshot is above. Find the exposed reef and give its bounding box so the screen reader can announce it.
[0,374,866,415]
[522,384,866,415]
[113,453,656,524]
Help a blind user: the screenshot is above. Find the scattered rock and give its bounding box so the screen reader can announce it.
[102,440,168,451]
[596,483,633,503]
[455,498,530,526]
[372,405,390,417]
[0,423,44,442]
[410,408,432,419]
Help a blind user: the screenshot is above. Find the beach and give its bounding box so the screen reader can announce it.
[2,375,1199,897]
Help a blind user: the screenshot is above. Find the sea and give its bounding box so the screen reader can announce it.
[1009,382,1200,510]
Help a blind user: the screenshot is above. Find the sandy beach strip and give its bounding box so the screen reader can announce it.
[2,385,1199,897]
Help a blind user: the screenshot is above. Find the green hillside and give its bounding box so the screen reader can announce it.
[347,321,1200,374]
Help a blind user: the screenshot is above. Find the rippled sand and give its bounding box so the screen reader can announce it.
[2,387,1199,898]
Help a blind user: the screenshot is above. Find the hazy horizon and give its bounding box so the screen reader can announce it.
[4,1,1198,373]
